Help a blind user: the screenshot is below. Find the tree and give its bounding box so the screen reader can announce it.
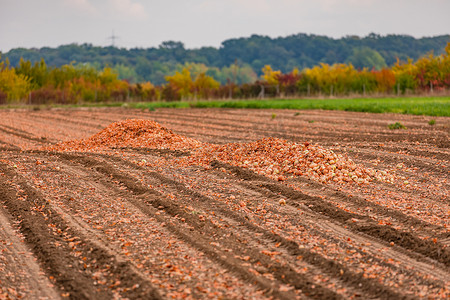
[276,68,302,95]
[15,58,49,89]
[373,68,396,93]
[346,47,387,70]
[3,34,449,86]
[193,73,220,99]
[216,63,257,85]
[113,64,138,83]
[0,57,31,102]
[160,41,185,50]
[392,58,417,93]
[261,65,281,85]
[177,62,208,79]
[165,67,193,99]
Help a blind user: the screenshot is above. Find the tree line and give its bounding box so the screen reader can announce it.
[2,33,449,85]
[1,42,449,104]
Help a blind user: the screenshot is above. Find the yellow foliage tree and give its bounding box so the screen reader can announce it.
[392,58,418,93]
[194,73,220,99]
[0,58,31,102]
[261,65,281,85]
[304,63,359,94]
[165,67,194,99]
[138,81,159,100]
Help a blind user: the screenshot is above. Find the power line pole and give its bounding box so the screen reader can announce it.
[108,30,119,47]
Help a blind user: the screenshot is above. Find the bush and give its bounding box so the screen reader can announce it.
[30,87,62,104]
[161,85,180,101]
[388,122,406,129]
[0,90,7,104]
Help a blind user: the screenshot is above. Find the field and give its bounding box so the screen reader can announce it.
[0,107,448,299]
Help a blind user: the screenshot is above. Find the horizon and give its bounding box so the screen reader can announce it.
[1,0,450,53]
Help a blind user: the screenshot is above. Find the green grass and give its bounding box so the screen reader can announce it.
[130,96,450,116]
[180,96,450,117]
[2,96,449,116]
[130,101,190,110]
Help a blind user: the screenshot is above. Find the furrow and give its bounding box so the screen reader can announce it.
[0,124,55,144]
[289,176,446,235]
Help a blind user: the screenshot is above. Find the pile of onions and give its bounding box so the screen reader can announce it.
[190,137,393,184]
[47,120,395,185]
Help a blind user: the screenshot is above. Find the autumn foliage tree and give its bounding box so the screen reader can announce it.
[0,57,135,104]
[0,56,31,103]
[194,73,220,99]
[393,59,418,94]
[275,68,301,96]
[165,67,219,100]
[413,43,450,91]
[1,42,449,104]
[261,65,281,85]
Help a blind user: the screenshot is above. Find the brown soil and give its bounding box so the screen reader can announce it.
[0,107,448,299]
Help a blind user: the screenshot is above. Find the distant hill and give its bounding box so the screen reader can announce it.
[2,33,449,85]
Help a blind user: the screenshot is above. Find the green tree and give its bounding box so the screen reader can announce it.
[346,47,387,70]
[113,64,138,83]
[215,64,257,85]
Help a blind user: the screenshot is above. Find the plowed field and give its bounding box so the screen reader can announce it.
[0,107,448,299]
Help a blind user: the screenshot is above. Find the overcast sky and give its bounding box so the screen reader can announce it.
[1,0,449,52]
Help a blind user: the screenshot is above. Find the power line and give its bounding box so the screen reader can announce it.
[107,30,119,47]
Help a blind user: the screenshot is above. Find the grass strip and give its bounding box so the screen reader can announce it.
[133,96,450,116]
[2,96,449,116]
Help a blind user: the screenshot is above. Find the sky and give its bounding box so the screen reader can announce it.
[1,0,450,52]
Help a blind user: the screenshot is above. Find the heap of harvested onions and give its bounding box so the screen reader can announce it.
[46,119,202,152]
[189,137,394,184]
[47,119,395,185]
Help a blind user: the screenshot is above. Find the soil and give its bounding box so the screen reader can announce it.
[0,107,448,299]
